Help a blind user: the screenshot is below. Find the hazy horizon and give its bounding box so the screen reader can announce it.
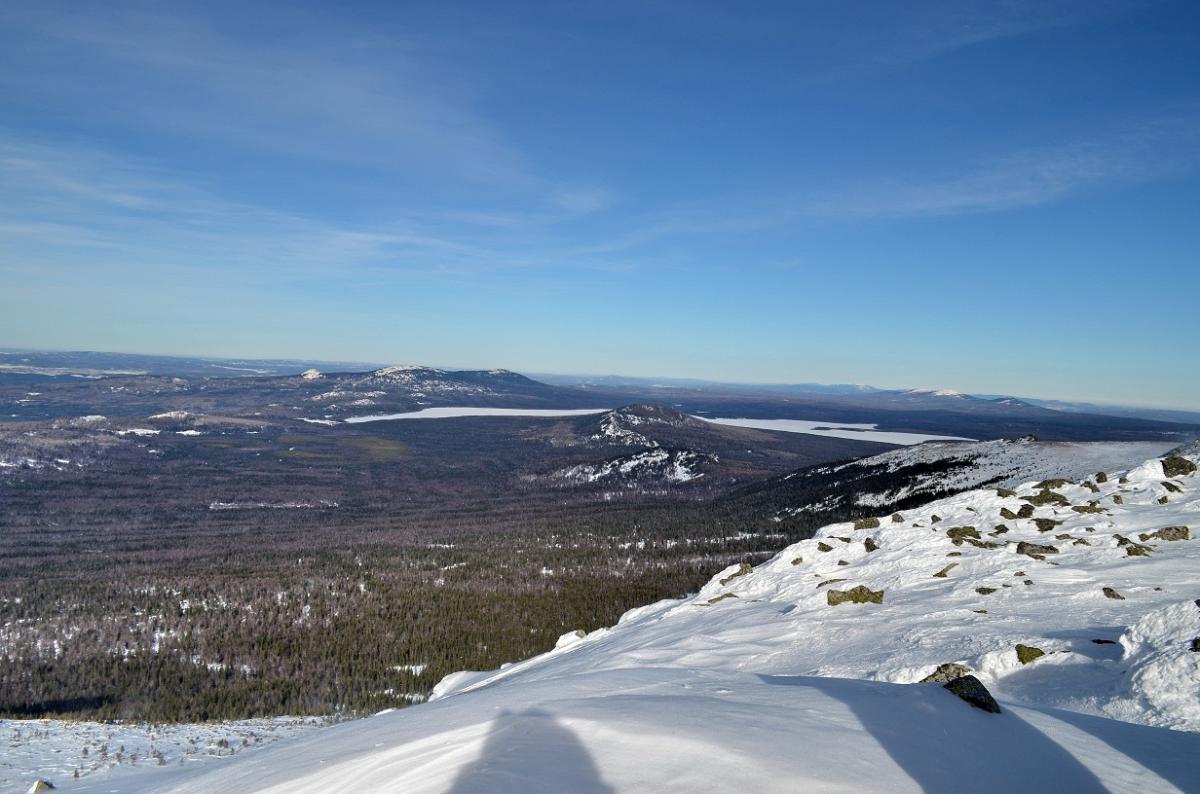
[3,1,1198,409]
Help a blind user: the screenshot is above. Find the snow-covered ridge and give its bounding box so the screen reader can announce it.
[82,448,1200,793]
[555,448,714,486]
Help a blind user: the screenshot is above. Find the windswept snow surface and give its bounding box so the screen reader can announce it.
[702,417,973,445]
[344,407,608,423]
[65,448,1200,793]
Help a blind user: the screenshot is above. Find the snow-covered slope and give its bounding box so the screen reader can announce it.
[759,437,1176,525]
[64,447,1200,793]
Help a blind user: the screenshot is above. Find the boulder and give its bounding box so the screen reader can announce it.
[1102,587,1125,600]
[1016,541,1058,558]
[826,586,884,606]
[719,563,752,585]
[1015,644,1045,664]
[1161,455,1197,477]
[920,662,971,683]
[943,675,1002,714]
[946,526,980,540]
[854,517,880,530]
[1139,526,1190,542]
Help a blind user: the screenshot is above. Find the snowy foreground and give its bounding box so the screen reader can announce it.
[40,447,1200,792]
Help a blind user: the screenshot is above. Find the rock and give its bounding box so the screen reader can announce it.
[1162,481,1182,493]
[1083,480,1099,493]
[1036,479,1071,489]
[837,559,850,566]
[891,513,904,523]
[1162,455,1197,477]
[1015,644,1045,664]
[976,587,997,595]
[1092,639,1118,645]
[1033,518,1063,532]
[719,562,752,585]
[932,563,958,578]
[946,551,962,557]
[1072,504,1106,514]
[707,593,739,605]
[827,585,884,606]
[1096,471,1108,483]
[854,517,880,530]
[817,542,833,552]
[1000,507,1019,520]
[1191,637,1200,652]
[1017,504,1035,519]
[1016,541,1058,558]
[1139,526,1190,542]
[1158,496,1170,505]
[920,662,971,683]
[991,525,1010,535]
[832,536,852,543]
[1023,491,1070,507]
[931,515,942,523]
[864,538,880,553]
[996,488,1017,498]
[946,526,980,540]
[1102,587,1125,600]
[943,675,1002,714]
[965,538,1004,549]
[1112,494,1124,504]
[1024,579,1034,586]
[1013,571,1026,576]
[1115,535,1153,557]
[790,557,804,566]
[816,578,848,589]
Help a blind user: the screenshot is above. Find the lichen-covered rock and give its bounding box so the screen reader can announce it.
[1096,471,1108,483]
[1139,526,1190,542]
[1017,504,1035,519]
[707,593,739,605]
[976,587,997,595]
[827,585,884,606]
[946,526,980,540]
[920,662,971,683]
[1015,644,1045,664]
[719,562,752,585]
[1034,518,1063,532]
[864,538,880,553]
[1103,587,1125,600]
[1036,479,1072,490]
[790,557,804,566]
[1000,507,1019,520]
[1024,490,1071,507]
[943,674,1002,713]
[1016,541,1058,558]
[1115,534,1153,557]
[1072,504,1105,514]
[891,513,904,523]
[816,542,833,552]
[996,488,1017,498]
[854,517,880,530]
[990,525,1010,536]
[1161,455,1197,477]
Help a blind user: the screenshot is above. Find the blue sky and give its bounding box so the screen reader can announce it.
[1,1,1198,408]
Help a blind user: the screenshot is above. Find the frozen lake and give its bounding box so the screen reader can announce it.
[341,406,971,445]
[701,417,974,445]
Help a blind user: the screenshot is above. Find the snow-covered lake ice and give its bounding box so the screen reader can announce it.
[701,417,974,445]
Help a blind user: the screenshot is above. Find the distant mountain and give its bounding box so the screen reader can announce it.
[0,349,381,381]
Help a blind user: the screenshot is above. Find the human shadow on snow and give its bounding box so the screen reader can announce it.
[759,675,1111,793]
[448,708,615,794]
